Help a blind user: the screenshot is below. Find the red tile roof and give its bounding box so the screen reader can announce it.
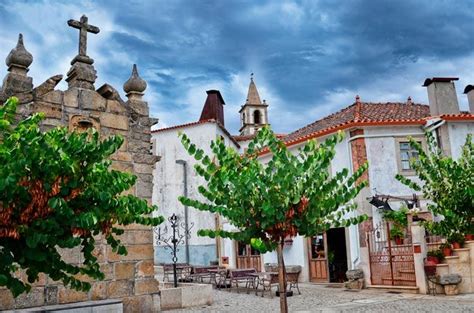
[283,102,430,144]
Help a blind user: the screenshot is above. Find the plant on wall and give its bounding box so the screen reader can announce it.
[396,132,473,240]
[178,126,368,313]
[0,97,164,297]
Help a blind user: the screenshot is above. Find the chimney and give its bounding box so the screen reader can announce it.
[199,90,225,126]
[422,77,459,116]
[463,85,474,113]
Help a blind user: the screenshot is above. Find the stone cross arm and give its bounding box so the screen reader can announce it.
[67,15,100,58]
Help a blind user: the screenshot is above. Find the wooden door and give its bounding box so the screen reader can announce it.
[235,241,262,271]
[308,234,328,282]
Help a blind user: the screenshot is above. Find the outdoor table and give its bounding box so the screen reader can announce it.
[250,272,279,296]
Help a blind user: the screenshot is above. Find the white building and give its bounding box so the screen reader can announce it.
[153,76,474,287]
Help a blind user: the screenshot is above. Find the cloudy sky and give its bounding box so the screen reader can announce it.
[0,0,472,134]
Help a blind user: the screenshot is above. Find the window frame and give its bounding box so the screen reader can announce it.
[395,136,426,176]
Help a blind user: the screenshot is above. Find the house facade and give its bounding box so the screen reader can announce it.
[152,76,473,292]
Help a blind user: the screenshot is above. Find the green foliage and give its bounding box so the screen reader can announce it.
[179,126,368,253]
[448,232,465,245]
[396,132,473,238]
[383,206,408,239]
[0,97,164,297]
[427,249,444,261]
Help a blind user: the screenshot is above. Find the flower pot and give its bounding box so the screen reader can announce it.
[442,247,452,257]
[452,242,462,249]
[465,234,474,241]
[426,256,440,265]
[394,236,403,245]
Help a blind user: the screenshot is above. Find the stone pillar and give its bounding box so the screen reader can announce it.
[411,223,427,294]
[1,34,33,103]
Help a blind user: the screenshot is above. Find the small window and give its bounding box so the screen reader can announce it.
[253,110,261,124]
[311,234,325,259]
[399,141,420,171]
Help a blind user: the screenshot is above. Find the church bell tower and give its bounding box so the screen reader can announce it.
[239,74,269,136]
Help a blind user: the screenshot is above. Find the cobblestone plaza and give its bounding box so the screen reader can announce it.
[173,283,474,313]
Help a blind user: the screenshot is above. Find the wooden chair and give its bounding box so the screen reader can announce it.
[229,268,257,294]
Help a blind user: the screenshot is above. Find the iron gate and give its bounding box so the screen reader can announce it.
[367,222,416,286]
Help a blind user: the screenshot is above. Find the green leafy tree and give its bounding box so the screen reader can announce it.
[396,132,473,239]
[0,97,164,296]
[179,127,368,312]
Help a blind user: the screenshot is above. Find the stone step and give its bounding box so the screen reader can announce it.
[367,285,419,294]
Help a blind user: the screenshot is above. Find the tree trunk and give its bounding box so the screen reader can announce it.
[277,240,288,313]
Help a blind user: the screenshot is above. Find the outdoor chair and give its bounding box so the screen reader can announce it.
[258,272,279,298]
[229,268,257,294]
[188,265,220,283]
[287,270,301,295]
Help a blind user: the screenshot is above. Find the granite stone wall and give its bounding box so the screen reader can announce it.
[0,31,160,312]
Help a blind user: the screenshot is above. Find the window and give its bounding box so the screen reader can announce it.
[253,110,261,124]
[398,141,421,172]
[310,234,325,259]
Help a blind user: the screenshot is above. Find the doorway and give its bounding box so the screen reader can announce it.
[308,228,348,283]
[235,241,262,271]
[326,227,348,283]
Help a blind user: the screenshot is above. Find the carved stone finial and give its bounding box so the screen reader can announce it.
[407,96,412,105]
[6,33,33,74]
[355,95,361,103]
[124,64,147,96]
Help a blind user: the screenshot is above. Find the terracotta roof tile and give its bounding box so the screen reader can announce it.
[283,102,430,143]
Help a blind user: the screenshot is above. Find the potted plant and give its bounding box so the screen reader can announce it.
[448,233,465,249]
[426,249,444,264]
[440,242,452,257]
[466,234,474,241]
[390,226,404,245]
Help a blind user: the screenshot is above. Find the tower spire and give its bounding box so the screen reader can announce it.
[246,74,262,105]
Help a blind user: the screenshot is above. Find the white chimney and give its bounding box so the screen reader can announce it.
[422,77,460,116]
[464,85,474,113]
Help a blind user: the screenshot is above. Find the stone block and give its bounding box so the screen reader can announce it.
[133,153,158,165]
[136,260,155,278]
[107,244,154,262]
[114,262,136,280]
[42,118,64,127]
[160,283,212,310]
[128,100,149,116]
[344,279,364,289]
[100,263,114,280]
[107,280,133,298]
[79,89,106,111]
[137,173,153,183]
[444,284,459,295]
[45,285,59,305]
[58,286,88,304]
[107,99,126,114]
[346,269,364,281]
[0,288,15,310]
[119,230,153,245]
[111,151,132,162]
[128,140,151,154]
[32,102,62,119]
[58,246,83,264]
[42,90,63,104]
[122,295,153,313]
[64,88,79,108]
[15,286,45,308]
[90,281,107,300]
[134,278,160,295]
[137,180,153,198]
[440,273,462,285]
[100,112,129,130]
[93,245,107,263]
[111,161,133,173]
[134,163,154,174]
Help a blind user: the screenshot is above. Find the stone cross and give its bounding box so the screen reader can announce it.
[67,15,100,57]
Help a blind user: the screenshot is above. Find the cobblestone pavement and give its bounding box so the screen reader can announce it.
[172,283,474,313]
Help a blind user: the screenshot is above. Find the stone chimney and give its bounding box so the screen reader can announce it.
[199,90,225,126]
[422,77,460,116]
[463,85,474,113]
[2,33,34,102]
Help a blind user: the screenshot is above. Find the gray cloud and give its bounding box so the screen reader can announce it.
[0,0,472,134]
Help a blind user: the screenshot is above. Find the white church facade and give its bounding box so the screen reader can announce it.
[152,76,474,285]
